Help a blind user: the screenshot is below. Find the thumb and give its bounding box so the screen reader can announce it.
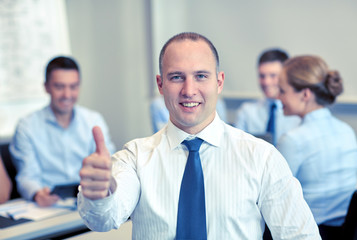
[92,126,110,156]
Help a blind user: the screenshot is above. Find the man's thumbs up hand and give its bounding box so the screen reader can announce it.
[93,126,110,157]
[80,126,113,200]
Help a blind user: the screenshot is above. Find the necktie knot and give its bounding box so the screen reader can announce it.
[182,138,203,152]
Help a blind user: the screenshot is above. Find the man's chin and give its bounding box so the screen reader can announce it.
[173,118,198,129]
[264,92,279,99]
[262,87,279,98]
[54,107,74,115]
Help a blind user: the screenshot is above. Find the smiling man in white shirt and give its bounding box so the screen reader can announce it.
[78,32,320,239]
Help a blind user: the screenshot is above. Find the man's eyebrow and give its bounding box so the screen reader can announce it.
[194,70,211,74]
[167,71,184,77]
[166,70,211,77]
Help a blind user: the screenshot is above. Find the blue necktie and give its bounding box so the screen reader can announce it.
[266,102,277,145]
[176,138,207,240]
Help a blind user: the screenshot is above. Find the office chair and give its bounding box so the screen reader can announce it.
[342,190,357,240]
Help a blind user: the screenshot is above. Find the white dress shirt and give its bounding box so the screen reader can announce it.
[78,114,320,239]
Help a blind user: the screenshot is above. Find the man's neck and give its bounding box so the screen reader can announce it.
[52,110,73,128]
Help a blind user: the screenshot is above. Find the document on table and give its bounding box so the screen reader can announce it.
[0,198,77,221]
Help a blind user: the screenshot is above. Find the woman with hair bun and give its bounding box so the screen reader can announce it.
[277,55,357,239]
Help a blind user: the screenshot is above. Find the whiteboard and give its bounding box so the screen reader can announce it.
[151,0,357,103]
[0,0,70,139]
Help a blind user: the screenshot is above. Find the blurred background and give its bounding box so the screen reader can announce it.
[1,0,356,149]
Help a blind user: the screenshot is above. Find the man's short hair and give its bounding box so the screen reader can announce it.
[159,32,219,76]
[45,56,80,83]
[258,49,289,66]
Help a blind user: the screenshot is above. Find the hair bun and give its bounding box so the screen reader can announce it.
[325,70,343,97]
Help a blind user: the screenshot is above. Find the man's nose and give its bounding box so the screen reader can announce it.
[260,76,268,84]
[181,77,196,97]
[63,87,71,98]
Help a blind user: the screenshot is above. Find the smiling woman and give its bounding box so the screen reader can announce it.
[277,55,357,239]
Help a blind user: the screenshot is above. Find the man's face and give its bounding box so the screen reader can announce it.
[45,69,80,116]
[258,61,283,99]
[156,39,224,134]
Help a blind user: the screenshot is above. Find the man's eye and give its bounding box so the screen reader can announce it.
[70,84,79,90]
[196,74,207,80]
[170,76,182,81]
[54,85,64,90]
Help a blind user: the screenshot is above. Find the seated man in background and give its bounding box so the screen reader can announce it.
[0,155,12,203]
[235,49,300,145]
[10,56,115,207]
[150,95,227,133]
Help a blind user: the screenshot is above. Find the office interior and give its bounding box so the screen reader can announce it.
[1,0,357,148]
[1,0,357,239]
[70,0,357,149]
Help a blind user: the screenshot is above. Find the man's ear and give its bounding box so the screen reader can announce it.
[156,75,164,95]
[217,71,225,94]
[44,83,50,94]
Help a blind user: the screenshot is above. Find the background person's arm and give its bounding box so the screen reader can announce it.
[33,187,60,207]
[0,156,12,203]
[9,121,44,200]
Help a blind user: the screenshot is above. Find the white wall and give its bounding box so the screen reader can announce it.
[152,0,357,102]
[0,0,70,141]
[65,0,357,148]
[66,0,153,149]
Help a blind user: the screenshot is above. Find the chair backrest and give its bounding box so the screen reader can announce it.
[342,190,357,240]
[0,143,21,199]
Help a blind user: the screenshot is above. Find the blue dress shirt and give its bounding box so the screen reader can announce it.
[10,105,115,200]
[150,96,227,133]
[235,99,300,143]
[150,96,170,133]
[277,108,357,226]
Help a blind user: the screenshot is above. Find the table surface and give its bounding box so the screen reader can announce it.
[66,220,132,240]
[0,210,87,240]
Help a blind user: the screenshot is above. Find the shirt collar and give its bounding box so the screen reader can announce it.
[166,112,224,150]
[44,105,77,126]
[266,98,283,108]
[303,108,331,123]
